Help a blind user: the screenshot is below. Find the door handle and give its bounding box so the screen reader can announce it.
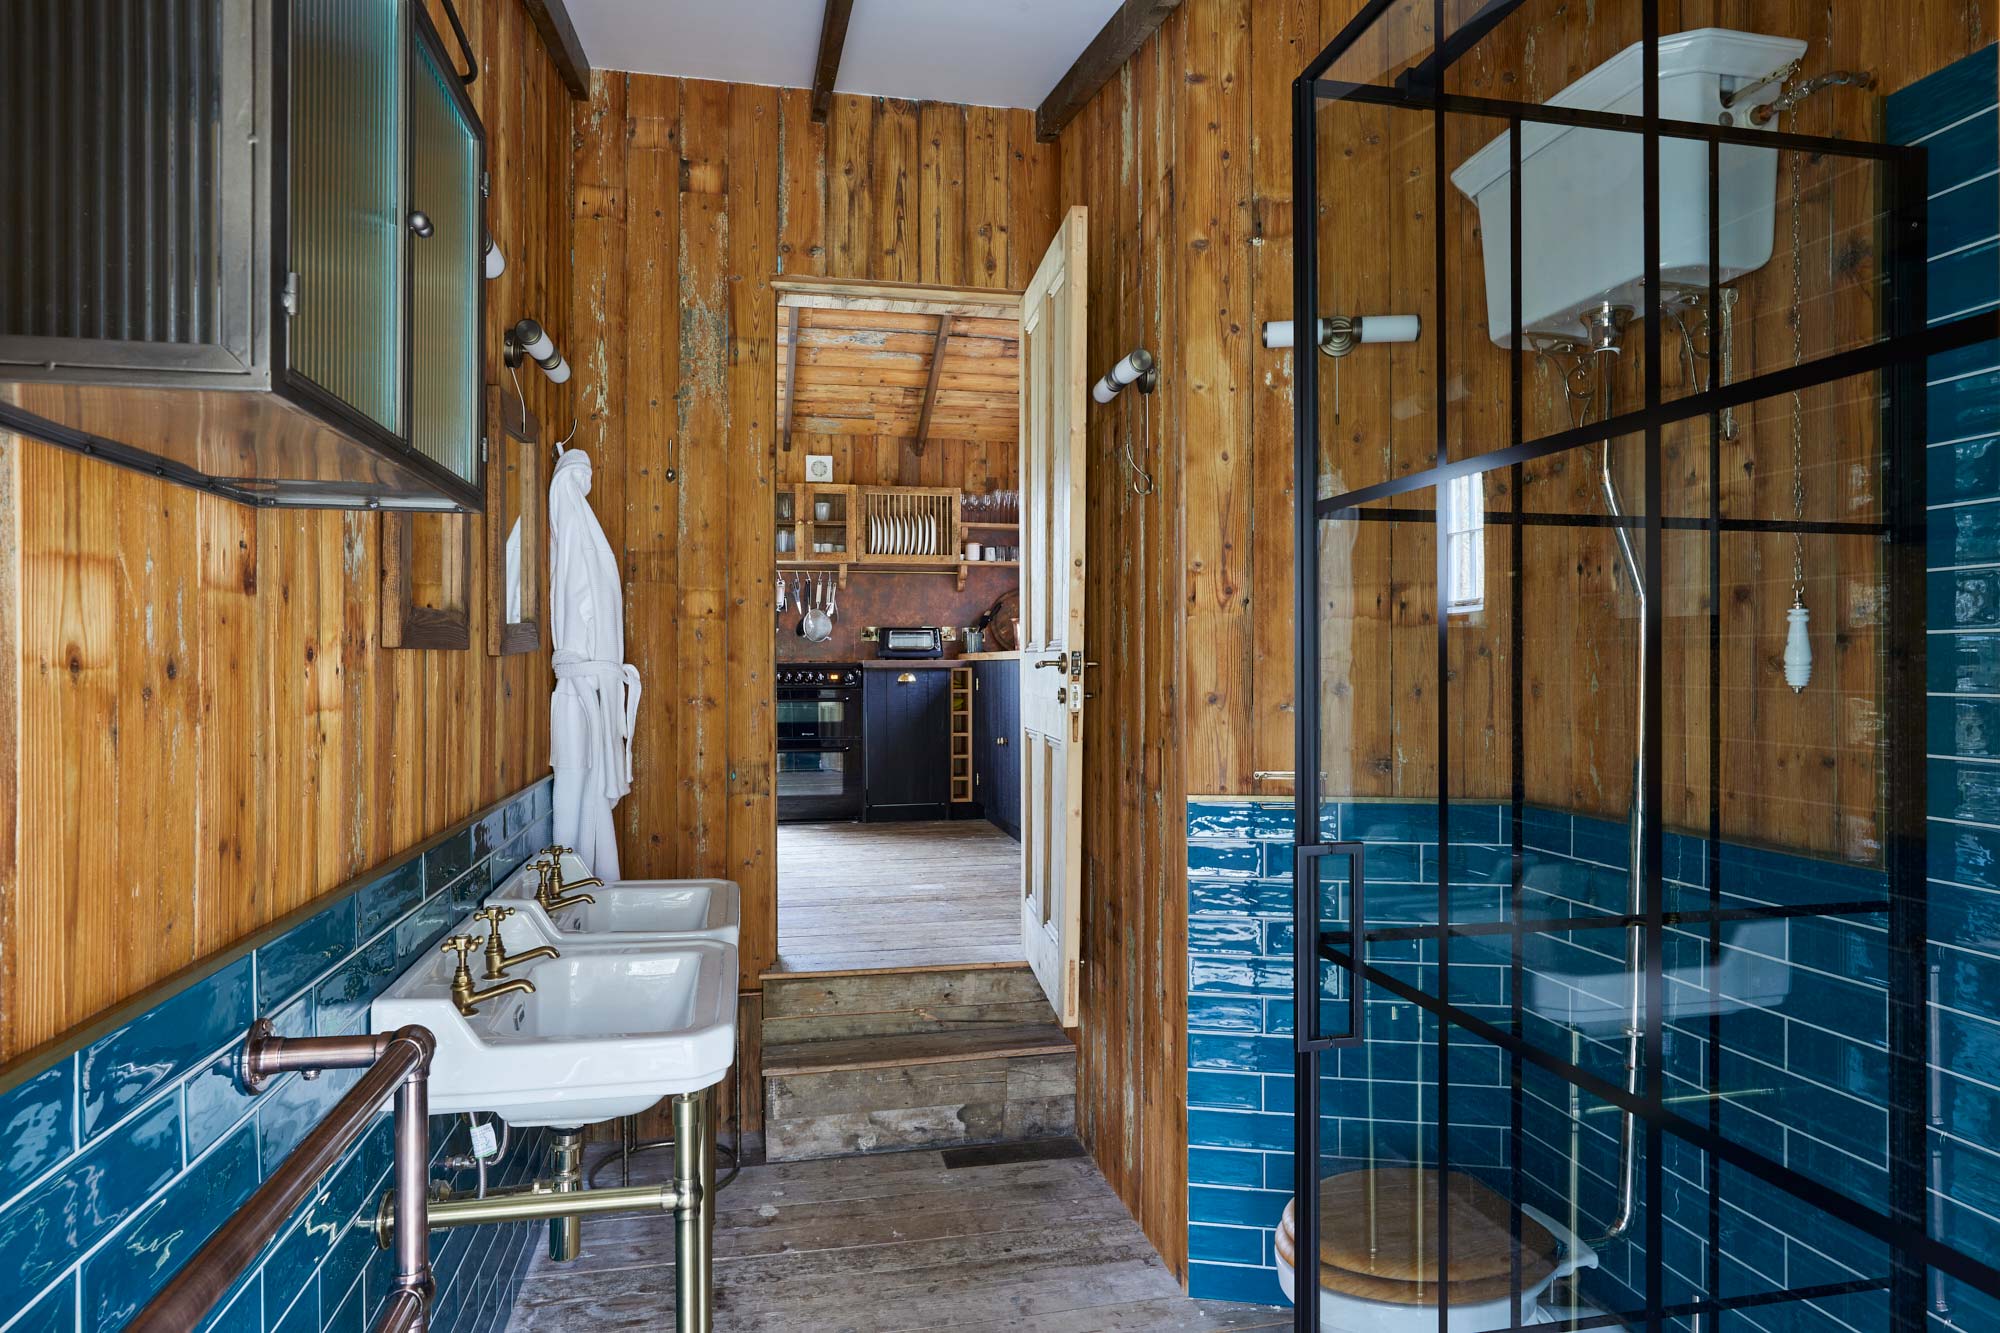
[897,672,916,683]
[1033,658,1065,670]
[1295,842,1365,1051]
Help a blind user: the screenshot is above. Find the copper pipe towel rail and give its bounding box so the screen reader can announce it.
[129,1020,437,1333]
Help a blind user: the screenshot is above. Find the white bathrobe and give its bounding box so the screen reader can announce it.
[547,449,640,879]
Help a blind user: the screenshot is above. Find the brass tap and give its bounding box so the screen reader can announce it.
[474,905,559,979]
[441,935,535,1016]
[534,860,598,912]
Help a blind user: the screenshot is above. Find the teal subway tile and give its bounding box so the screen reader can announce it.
[1934,631,2000,693]
[0,1094,180,1315]
[1935,758,2000,825]
[1934,694,2000,759]
[0,1060,76,1193]
[393,891,459,970]
[7,1273,73,1333]
[442,860,491,914]
[1188,840,1260,879]
[258,1063,363,1177]
[1188,1108,1293,1153]
[424,830,476,894]
[1887,42,1995,142]
[502,791,534,839]
[270,1270,319,1333]
[1189,1222,1265,1266]
[1933,819,2000,891]
[81,956,252,1142]
[1934,566,2000,631]
[312,936,401,1040]
[1188,1033,1293,1076]
[1262,841,1293,879]
[1189,1071,1264,1112]
[83,1123,259,1331]
[1934,939,2000,1025]
[356,862,425,940]
[1187,1147,1265,1189]
[1928,358,2000,436]
[1186,995,1265,1034]
[473,808,507,864]
[1188,801,1261,839]
[257,901,358,1010]
[323,1266,367,1333]
[1188,917,1262,957]
[1932,435,2000,508]
[1335,801,1438,843]
[1188,956,1292,996]
[1251,803,1295,840]
[1187,1185,1290,1230]
[1931,243,2000,323]
[1188,1259,1287,1307]
[264,1116,392,1307]
[185,994,308,1161]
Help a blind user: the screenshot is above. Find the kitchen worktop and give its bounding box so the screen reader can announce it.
[857,651,1020,669]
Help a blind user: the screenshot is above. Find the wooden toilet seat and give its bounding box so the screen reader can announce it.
[1277,1167,1559,1307]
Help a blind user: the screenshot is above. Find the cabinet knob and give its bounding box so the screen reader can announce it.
[996,736,1009,746]
[897,672,917,683]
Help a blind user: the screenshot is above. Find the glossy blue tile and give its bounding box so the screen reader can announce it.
[1936,758,2000,825]
[356,862,424,940]
[1188,917,1262,957]
[81,956,252,1142]
[268,1270,318,1333]
[257,1063,362,1177]
[1886,41,1994,142]
[1189,1222,1265,1266]
[1186,995,1265,1034]
[1188,956,1292,996]
[1334,801,1439,843]
[1187,800,1260,839]
[312,936,399,1040]
[1189,1071,1264,1112]
[424,830,475,894]
[1188,840,1260,880]
[184,995,308,1163]
[0,1060,76,1194]
[1187,1259,1287,1307]
[1187,1146,1264,1188]
[9,1272,75,1333]
[1188,1033,1292,1076]
[1930,243,2000,323]
[1935,502,2000,571]
[263,1116,390,1311]
[256,901,357,1010]
[0,1093,179,1315]
[84,1123,259,1331]
[1933,436,2000,510]
[1932,631,2000,693]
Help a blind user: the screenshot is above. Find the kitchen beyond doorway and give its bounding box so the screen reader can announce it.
[774,819,1025,972]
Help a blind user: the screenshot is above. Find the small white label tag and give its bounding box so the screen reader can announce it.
[470,1121,499,1160]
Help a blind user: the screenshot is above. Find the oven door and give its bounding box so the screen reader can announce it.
[776,743,862,822]
[777,687,859,745]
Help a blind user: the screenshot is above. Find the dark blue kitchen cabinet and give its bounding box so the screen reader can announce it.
[973,660,1021,841]
[863,667,953,821]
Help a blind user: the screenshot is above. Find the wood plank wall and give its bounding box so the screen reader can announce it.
[1057,0,1991,1279]
[565,77,1059,990]
[0,0,574,1062]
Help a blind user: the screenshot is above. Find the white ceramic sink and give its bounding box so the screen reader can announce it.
[489,849,739,945]
[371,924,737,1127]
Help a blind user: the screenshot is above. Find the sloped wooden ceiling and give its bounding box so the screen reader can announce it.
[780,309,1019,445]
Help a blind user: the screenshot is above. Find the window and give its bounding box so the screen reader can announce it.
[1442,473,1484,615]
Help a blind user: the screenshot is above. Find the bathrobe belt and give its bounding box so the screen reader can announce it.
[552,651,642,799]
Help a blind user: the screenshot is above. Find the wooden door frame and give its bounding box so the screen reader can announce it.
[771,275,1022,320]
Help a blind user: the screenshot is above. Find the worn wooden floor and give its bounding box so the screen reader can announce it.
[505,1140,1288,1332]
[775,820,1025,973]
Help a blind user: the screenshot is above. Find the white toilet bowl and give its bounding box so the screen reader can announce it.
[1274,1169,1599,1333]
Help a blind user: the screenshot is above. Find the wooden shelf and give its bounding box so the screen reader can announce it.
[962,520,1019,530]
[777,556,1017,591]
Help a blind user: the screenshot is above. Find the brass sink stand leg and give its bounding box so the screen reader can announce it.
[548,1130,584,1261]
[673,1087,715,1333]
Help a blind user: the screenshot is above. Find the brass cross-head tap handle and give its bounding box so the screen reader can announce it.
[443,932,536,1015]
[441,934,478,973]
[477,904,558,979]
[474,905,516,930]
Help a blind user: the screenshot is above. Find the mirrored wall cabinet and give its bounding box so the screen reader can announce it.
[0,0,487,511]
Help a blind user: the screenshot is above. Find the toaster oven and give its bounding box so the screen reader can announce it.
[877,627,944,659]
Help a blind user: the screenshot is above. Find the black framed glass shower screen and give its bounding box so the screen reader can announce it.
[1287,3,2000,1332]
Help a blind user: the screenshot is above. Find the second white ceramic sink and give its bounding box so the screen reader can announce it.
[372,925,737,1127]
[489,849,739,945]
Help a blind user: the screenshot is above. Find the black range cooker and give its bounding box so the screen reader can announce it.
[776,663,863,822]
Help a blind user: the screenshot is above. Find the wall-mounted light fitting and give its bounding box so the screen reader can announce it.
[504,318,569,384]
[1092,348,1158,404]
[484,232,506,280]
[1260,314,1421,357]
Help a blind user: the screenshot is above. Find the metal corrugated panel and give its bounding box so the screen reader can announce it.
[287,0,403,433]
[0,0,223,344]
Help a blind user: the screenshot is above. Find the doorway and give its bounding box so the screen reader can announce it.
[769,277,1027,975]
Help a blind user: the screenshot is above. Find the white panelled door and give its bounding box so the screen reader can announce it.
[1018,206,1087,1027]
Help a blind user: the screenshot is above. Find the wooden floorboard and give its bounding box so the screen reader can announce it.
[763,1023,1072,1077]
[776,819,1024,973]
[504,1140,1288,1331]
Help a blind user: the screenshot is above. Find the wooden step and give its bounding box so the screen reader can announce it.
[761,961,1056,1044]
[764,1022,1074,1078]
[761,994,1075,1163]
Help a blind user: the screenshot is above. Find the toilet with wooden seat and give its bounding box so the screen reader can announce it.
[1276,1167,1598,1332]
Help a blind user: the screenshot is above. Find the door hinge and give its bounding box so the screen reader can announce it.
[480,434,489,464]
[281,271,299,317]
[481,170,490,198]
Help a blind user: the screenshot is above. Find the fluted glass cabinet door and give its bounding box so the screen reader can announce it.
[288,0,404,434]
[408,23,482,481]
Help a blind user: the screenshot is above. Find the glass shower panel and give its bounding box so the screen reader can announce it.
[288,0,403,433]
[1310,96,1437,499]
[409,30,481,480]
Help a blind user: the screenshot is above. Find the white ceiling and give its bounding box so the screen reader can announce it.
[565,0,1123,110]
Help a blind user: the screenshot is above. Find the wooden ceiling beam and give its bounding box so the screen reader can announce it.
[1035,0,1182,142]
[519,0,591,100]
[810,0,856,124]
[780,304,802,451]
[911,316,952,456]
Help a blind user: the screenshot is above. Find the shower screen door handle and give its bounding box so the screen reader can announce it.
[1295,841,1365,1051]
